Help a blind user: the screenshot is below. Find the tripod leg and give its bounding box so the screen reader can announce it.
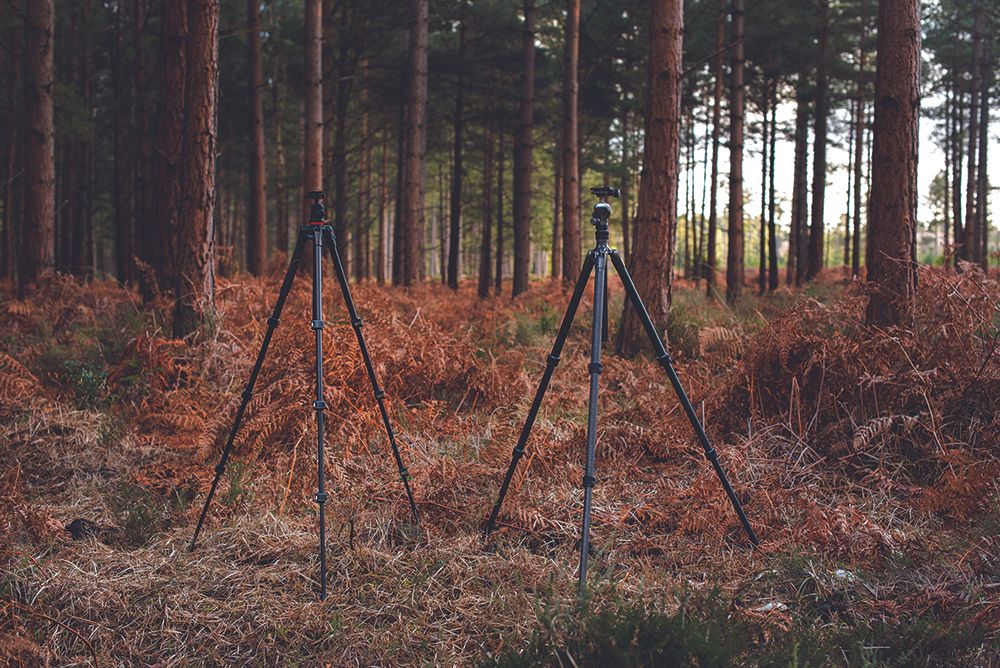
[324,229,419,522]
[484,252,596,537]
[609,250,759,545]
[578,251,608,596]
[311,227,329,601]
[190,230,308,551]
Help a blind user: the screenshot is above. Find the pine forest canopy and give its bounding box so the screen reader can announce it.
[0,0,996,332]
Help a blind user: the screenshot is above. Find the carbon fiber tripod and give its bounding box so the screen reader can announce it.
[189,192,418,600]
[484,187,759,596]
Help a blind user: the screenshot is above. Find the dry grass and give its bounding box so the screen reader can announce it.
[1,266,998,666]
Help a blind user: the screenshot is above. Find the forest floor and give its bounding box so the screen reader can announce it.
[1,264,999,666]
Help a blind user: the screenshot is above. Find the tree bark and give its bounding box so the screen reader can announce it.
[790,83,810,286]
[402,0,428,285]
[512,0,536,296]
[151,0,188,288]
[173,0,218,338]
[767,80,778,291]
[807,0,829,281]
[851,47,866,277]
[447,22,466,290]
[617,0,682,357]
[377,128,388,285]
[758,83,769,295]
[706,0,725,298]
[865,0,918,328]
[963,1,981,263]
[551,148,562,278]
[303,0,323,223]
[247,0,266,275]
[725,0,744,305]
[333,38,353,275]
[560,0,580,287]
[270,7,289,256]
[975,37,990,268]
[495,119,504,294]
[621,110,632,265]
[22,0,56,286]
[357,59,371,282]
[951,84,963,269]
[479,120,494,298]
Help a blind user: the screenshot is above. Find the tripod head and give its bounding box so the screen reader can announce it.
[589,187,619,236]
[307,191,327,225]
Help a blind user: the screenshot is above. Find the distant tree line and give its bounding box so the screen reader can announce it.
[0,0,994,340]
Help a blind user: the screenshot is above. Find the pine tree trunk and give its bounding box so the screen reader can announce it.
[479,120,494,298]
[333,34,353,273]
[403,0,427,286]
[951,85,963,269]
[512,0,536,296]
[620,110,631,266]
[807,0,829,281]
[358,60,371,282]
[767,80,778,291]
[448,23,466,290]
[617,0,682,356]
[725,0,744,305]
[865,0,918,327]
[964,2,981,264]
[852,65,866,278]
[706,0,725,299]
[377,128,388,285]
[844,97,855,271]
[790,83,809,286]
[247,0,267,275]
[393,99,405,284]
[759,83,768,295]
[975,40,989,268]
[560,0,580,287]
[152,0,184,293]
[495,119,504,294]
[173,0,218,338]
[551,149,562,278]
[303,0,323,226]
[21,0,56,286]
[270,8,289,256]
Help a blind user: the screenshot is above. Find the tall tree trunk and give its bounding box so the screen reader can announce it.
[21,0,56,286]
[513,0,536,296]
[807,0,829,281]
[1,48,18,281]
[495,120,504,294]
[790,83,810,286]
[132,0,151,285]
[617,0,682,356]
[706,0,724,299]
[560,0,581,286]
[975,38,990,268]
[377,128,388,285]
[392,98,405,284]
[844,97,855,271]
[479,120,494,298]
[247,0,266,275]
[725,0,744,305]
[964,2,981,263]
[152,0,187,291]
[174,0,218,338]
[403,0,427,285]
[758,83,769,295]
[766,80,778,291]
[270,8,289,255]
[952,84,963,269]
[852,57,866,278]
[865,0,918,327]
[620,110,631,265]
[357,60,371,281]
[943,86,951,261]
[303,0,323,232]
[333,32,353,273]
[447,22,466,290]
[551,148,562,278]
